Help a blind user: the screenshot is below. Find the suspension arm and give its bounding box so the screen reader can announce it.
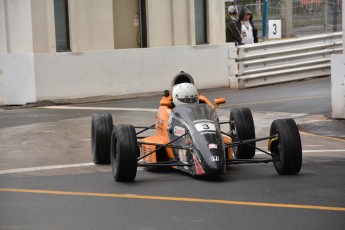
[222,131,277,156]
[137,132,189,161]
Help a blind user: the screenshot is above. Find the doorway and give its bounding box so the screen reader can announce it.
[113,0,147,48]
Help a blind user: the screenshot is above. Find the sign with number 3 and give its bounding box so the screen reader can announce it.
[195,122,216,132]
[268,20,281,39]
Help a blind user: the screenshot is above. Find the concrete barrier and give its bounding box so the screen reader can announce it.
[1,44,236,105]
[331,55,345,119]
[0,70,3,105]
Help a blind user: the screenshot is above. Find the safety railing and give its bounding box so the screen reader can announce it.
[233,32,343,89]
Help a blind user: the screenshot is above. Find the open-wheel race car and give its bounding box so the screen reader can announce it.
[91,72,302,182]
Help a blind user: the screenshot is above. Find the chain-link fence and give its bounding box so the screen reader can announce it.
[225,0,342,38]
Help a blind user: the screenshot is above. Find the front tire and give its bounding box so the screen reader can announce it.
[229,108,256,159]
[111,124,138,182]
[270,119,302,175]
[91,113,113,164]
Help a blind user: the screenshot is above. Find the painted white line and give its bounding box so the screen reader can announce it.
[226,95,330,107]
[1,150,344,175]
[0,163,95,175]
[254,149,345,155]
[302,149,345,153]
[39,106,158,112]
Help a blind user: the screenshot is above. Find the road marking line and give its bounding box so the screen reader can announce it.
[300,131,345,142]
[0,163,95,175]
[223,95,330,107]
[255,149,345,155]
[302,150,345,153]
[0,188,344,212]
[1,149,345,175]
[39,106,158,112]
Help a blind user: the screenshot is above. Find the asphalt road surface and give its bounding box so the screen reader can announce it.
[0,77,344,230]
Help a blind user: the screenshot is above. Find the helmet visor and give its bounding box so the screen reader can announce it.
[179,97,198,104]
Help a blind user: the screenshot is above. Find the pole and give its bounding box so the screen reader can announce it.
[332,0,338,32]
[262,0,268,40]
[324,0,328,33]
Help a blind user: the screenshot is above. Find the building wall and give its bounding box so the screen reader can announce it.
[146,0,174,47]
[0,0,7,54]
[0,0,228,105]
[0,0,226,52]
[31,0,53,53]
[171,0,190,46]
[3,0,34,53]
[0,0,5,104]
[207,0,226,44]
[146,0,226,47]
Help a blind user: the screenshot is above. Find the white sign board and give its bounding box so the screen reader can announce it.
[268,20,281,39]
[331,54,345,119]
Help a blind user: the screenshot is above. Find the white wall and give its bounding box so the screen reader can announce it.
[33,44,234,101]
[0,0,5,104]
[2,54,36,104]
[0,58,3,105]
[1,44,235,104]
[330,2,345,119]
[331,54,345,119]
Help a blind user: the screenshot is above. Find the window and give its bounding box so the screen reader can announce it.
[194,0,207,44]
[54,0,70,51]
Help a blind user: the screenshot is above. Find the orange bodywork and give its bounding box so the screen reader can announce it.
[223,134,233,160]
[142,93,233,163]
[142,95,174,163]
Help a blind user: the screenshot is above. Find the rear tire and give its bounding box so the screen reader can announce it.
[111,124,138,182]
[229,108,256,159]
[270,119,302,175]
[91,113,113,164]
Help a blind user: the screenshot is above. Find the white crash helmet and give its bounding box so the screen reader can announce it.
[172,83,199,106]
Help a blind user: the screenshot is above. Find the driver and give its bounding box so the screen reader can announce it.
[172,83,199,106]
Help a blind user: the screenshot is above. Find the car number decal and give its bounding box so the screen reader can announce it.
[195,122,216,132]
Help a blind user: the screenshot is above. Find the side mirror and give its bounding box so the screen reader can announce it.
[160,100,172,107]
[214,98,226,106]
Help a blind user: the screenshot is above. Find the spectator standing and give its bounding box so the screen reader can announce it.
[226,5,242,45]
[237,7,258,44]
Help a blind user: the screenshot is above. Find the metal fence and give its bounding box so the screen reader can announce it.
[234,32,342,88]
[225,0,342,38]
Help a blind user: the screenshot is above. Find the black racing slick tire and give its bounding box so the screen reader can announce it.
[270,119,302,175]
[111,124,138,182]
[91,112,113,164]
[229,108,256,159]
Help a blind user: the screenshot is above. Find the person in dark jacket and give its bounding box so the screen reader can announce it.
[237,7,258,44]
[226,5,242,45]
